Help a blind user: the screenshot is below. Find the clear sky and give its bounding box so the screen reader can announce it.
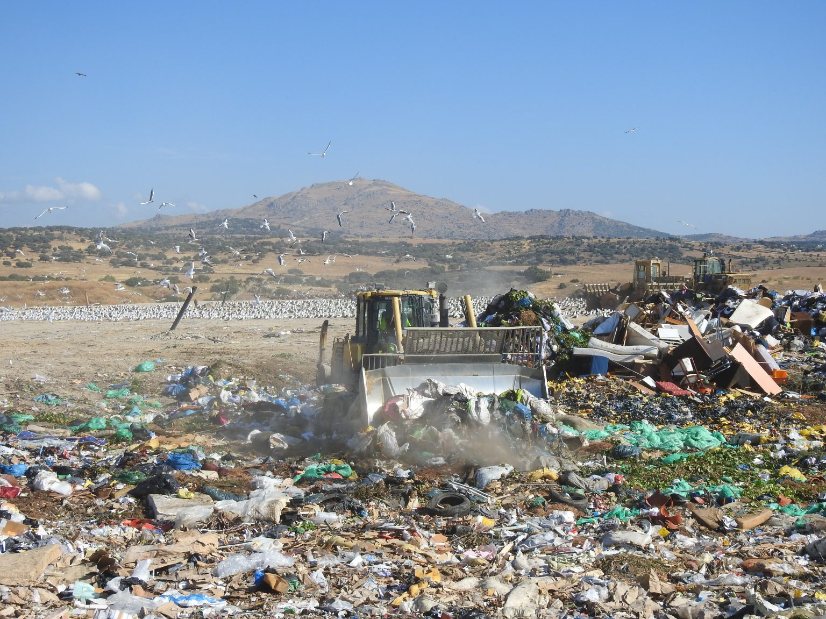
[1,2,824,237]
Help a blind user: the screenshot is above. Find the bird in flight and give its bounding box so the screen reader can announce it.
[188,228,198,243]
[323,255,336,265]
[287,229,299,246]
[95,239,111,253]
[252,194,258,199]
[218,218,229,230]
[261,218,270,231]
[308,140,332,158]
[75,72,87,77]
[185,262,196,279]
[158,201,175,210]
[473,208,486,223]
[347,172,359,186]
[278,254,286,266]
[625,127,638,134]
[677,219,697,229]
[140,188,154,205]
[336,210,349,227]
[321,230,329,243]
[385,201,398,212]
[34,205,68,220]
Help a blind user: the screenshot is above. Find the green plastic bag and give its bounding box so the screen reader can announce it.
[105,388,131,399]
[133,361,156,373]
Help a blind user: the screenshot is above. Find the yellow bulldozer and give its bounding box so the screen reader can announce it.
[582,253,752,310]
[316,284,548,426]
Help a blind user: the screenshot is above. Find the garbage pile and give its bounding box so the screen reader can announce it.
[0,285,825,617]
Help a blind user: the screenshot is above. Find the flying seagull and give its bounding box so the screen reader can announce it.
[185,262,196,279]
[287,229,298,245]
[218,218,229,230]
[347,172,359,186]
[323,255,336,265]
[252,194,258,199]
[158,201,175,210]
[75,72,87,77]
[336,210,349,227]
[261,218,270,231]
[677,219,697,229]
[140,188,154,205]
[278,254,286,266]
[95,239,111,253]
[473,208,486,223]
[625,127,638,134]
[308,140,332,158]
[188,228,198,243]
[385,201,398,212]
[34,205,68,220]
[321,230,329,243]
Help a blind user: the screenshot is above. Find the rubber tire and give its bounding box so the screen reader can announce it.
[427,491,473,517]
[547,485,588,511]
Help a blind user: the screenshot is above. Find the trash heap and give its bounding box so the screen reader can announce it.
[0,285,825,617]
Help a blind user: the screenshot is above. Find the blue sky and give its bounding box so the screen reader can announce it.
[1,2,824,237]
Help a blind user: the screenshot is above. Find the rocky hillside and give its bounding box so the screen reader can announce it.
[123,179,670,240]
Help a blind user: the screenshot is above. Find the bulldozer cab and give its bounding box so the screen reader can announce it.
[356,289,438,354]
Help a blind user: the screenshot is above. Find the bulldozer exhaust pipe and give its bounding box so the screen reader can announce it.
[463,294,477,328]
[439,293,449,327]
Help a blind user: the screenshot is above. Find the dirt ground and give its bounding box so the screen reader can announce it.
[0,318,353,403]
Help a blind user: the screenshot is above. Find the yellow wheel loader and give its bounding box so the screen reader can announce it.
[317,285,548,427]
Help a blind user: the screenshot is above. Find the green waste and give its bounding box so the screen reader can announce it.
[71,417,108,433]
[86,383,102,392]
[0,413,35,433]
[583,421,725,453]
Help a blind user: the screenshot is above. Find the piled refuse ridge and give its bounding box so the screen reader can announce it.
[0,284,825,618]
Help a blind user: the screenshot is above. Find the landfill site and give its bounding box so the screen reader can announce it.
[0,271,825,619]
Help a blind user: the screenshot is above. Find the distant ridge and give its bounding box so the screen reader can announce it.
[123,178,671,239]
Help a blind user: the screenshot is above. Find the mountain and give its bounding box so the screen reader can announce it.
[683,233,752,244]
[123,179,671,239]
[764,230,826,243]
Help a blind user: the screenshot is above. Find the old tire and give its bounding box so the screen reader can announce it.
[427,492,473,517]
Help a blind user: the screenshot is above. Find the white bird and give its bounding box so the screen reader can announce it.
[254,294,261,304]
[140,188,154,205]
[403,212,414,224]
[261,218,270,231]
[172,283,181,295]
[188,228,198,243]
[15,249,25,256]
[125,251,138,262]
[385,201,398,212]
[278,254,286,266]
[347,172,359,186]
[34,206,68,220]
[174,245,181,253]
[677,219,697,229]
[321,230,329,243]
[625,127,637,134]
[158,201,175,210]
[337,210,349,227]
[227,246,242,258]
[473,208,486,223]
[323,255,336,265]
[297,246,306,255]
[308,140,332,158]
[263,268,277,277]
[296,257,310,264]
[159,278,171,288]
[95,240,111,253]
[410,221,416,235]
[218,218,229,230]
[287,229,298,244]
[185,262,196,279]
[114,283,125,291]
[388,212,399,224]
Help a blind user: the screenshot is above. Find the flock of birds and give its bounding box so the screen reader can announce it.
[0,295,599,323]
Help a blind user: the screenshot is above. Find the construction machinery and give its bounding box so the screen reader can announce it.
[582,253,752,309]
[317,284,548,426]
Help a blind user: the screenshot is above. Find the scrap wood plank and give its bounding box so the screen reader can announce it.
[727,343,782,395]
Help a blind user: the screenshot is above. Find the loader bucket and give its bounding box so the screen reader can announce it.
[359,361,548,427]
